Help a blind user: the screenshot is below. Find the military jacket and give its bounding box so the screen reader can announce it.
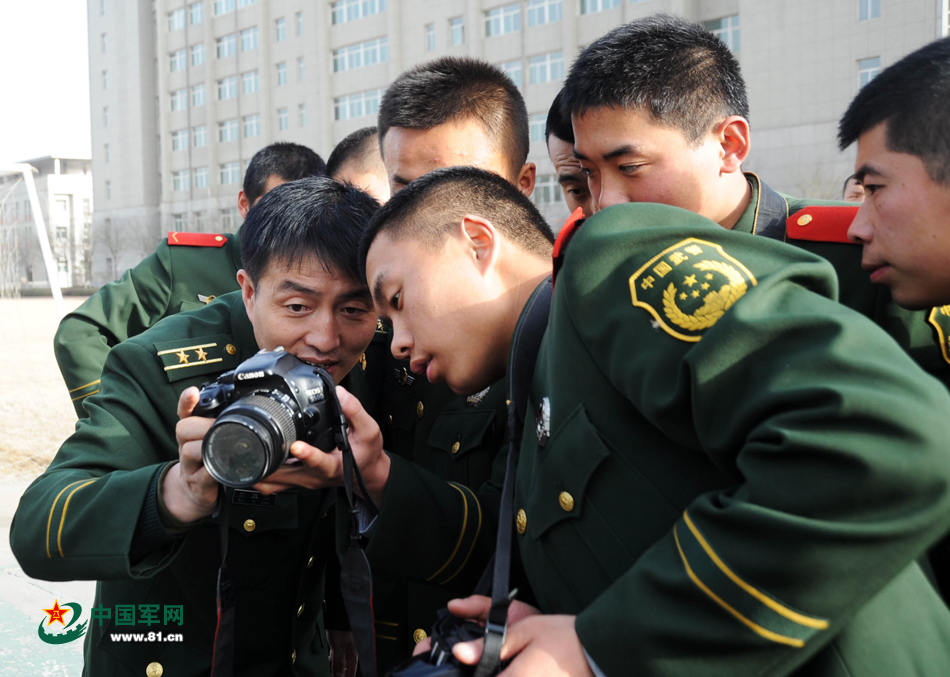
[521,202,950,676]
[12,291,359,677]
[54,229,243,416]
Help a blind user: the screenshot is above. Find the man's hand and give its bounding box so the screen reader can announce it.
[327,630,358,677]
[162,387,220,523]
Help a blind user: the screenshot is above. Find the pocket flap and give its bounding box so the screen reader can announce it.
[427,409,497,458]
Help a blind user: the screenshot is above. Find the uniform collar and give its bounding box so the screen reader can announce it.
[732,173,761,235]
[229,226,243,272]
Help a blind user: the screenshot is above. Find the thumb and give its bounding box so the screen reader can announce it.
[178,386,201,419]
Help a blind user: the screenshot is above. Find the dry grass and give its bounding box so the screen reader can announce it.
[0,297,88,480]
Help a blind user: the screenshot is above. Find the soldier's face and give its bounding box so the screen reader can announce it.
[365,227,508,395]
[547,135,593,217]
[848,123,950,309]
[572,106,731,217]
[238,256,376,383]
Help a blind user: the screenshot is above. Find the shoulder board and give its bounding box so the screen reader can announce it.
[553,207,586,286]
[785,206,858,244]
[153,334,241,383]
[167,231,228,247]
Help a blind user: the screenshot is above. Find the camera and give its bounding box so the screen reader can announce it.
[388,611,507,677]
[193,347,340,488]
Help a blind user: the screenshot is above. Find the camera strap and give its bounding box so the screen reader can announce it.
[211,486,236,677]
[475,276,552,677]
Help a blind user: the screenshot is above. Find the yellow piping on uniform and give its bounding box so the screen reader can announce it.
[46,480,91,558]
[377,635,398,641]
[674,524,805,648]
[683,511,828,630]
[57,480,97,557]
[164,358,223,372]
[440,485,483,584]
[156,342,218,356]
[426,484,469,582]
[375,621,399,627]
[71,389,99,402]
[68,379,100,393]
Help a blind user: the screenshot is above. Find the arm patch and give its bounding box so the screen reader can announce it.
[785,206,858,244]
[167,231,228,247]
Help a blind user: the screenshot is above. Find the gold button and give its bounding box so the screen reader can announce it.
[243,519,256,532]
[226,343,237,355]
[307,555,314,568]
[413,628,428,644]
[416,401,424,418]
[297,604,305,617]
[451,441,460,454]
[797,214,813,226]
[516,509,527,535]
[387,414,393,425]
[215,235,224,242]
[559,491,575,512]
[291,649,297,663]
[146,663,164,677]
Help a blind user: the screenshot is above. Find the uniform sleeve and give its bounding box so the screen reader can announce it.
[11,339,186,581]
[563,216,950,675]
[54,241,175,417]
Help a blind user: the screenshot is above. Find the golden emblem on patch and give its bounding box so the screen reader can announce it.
[536,397,551,446]
[928,305,950,366]
[629,238,757,342]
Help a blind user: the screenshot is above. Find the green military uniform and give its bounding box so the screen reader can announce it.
[55,229,243,416]
[13,291,365,677]
[518,202,950,675]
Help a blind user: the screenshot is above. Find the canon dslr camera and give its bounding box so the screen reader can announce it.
[194,347,340,488]
[388,611,507,677]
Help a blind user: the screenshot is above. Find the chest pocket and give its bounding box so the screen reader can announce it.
[427,409,497,459]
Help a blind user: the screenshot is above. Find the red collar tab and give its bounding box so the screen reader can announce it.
[785,206,859,244]
[552,208,586,287]
[167,232,229,247]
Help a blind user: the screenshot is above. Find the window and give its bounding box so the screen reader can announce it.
[704,15,740,52]
[56,227,68,240]
[168,8,186,31]
[102,70,108,89]
[277,62,288,85]
[296,11,304,36]
[858,57,881,88]
[332,37,389,72]
[858,0,881,22]
[101,33,107,53]
[238,0,257,7]
[194,166,209,188]
[173,170,191,191]
[533,174,563,206]
[529,114,546,143]
[220,162,241,184]
[243,114,261,137]
[500,59,522,87]
[217,76,238,100]
[333,89,383,120]
[103,106,109,126]
[426,23,435,51]
[331,0,387,25]
[528,0,561,27]
[190,2,204,24]
[191,44,205,66]
[193,125,208,147]
[219,118,239,142]
[485,4,521,37]
[195,210,207,230]
[221,207,239,229]
[100,0,105,15]
[104,144,110,163]
[528,51,564,85]
[276,18,286,41]
[216,34,236,58]
[298,57,306,81]
[170,49,187,72]
[241,70,259,94]
[192,83,207,106]
[105,181,112,199]
[241,27,259,52]
[171,129,190,151]
[299,103,307,127]
[580,0,620,14]
[173,214,185,230]
[450,17,464,45]
[213,0,235,16]
[278,107,289,130]
[171,89,188,111]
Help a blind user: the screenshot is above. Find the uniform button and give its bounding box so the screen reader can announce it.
[215,235,224,242]
[797,214,813,226]
[451,441,460,454]
[297,604,305,617]
[146,663,164,677]
[413,628,428,644]
[387,414,393,425]
[516,509,527,535]
[307,556,314,568]
[291,649,297,664]
[243,519,256,532]
[416,401,424,418]
[559,492,574,512]
[226,343,237,355]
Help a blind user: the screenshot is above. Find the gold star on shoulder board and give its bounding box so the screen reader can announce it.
[176,349,190,364]
[195,347,208,362]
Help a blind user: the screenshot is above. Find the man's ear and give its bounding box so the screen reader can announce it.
[516,162,537,198]
[237,269,256,319]
[717,116,751,175]
[459,214,498,272]
[237,191,251,219]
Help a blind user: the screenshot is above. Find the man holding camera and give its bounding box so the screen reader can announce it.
[11,177,379,677]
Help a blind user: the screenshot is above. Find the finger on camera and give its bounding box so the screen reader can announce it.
[452,638,483,665]
[412,637,432,656]
[177,386,201,419]
[447,595,492,621]
[175,416,215,449]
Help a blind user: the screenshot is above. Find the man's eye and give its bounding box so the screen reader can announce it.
[287,304,307,313]
[619,164,642,175]
[579,167,593,177]
[341,306,367,315]
[568,187,588,197]
[863,184,880,195]
[389,291,401,310]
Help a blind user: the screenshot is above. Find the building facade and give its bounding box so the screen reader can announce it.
[89,0,950,283]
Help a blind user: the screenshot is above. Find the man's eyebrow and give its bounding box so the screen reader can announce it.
[392,174,411,186]
[338,287,373,302]
[853,163,886,184]
[573,144,640,162]
[557,171,585,185]
[372,272,388,307]
[277,279,322,296]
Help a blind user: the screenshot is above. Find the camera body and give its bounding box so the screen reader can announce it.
[194,347,339,488]
[388,611,505,677]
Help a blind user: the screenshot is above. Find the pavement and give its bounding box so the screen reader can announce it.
[0,480,93,676]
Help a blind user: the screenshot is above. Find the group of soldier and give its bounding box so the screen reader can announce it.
[10,13,950,677]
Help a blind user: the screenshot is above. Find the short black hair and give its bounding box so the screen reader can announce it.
[838,37,950,185]
[545,89,574,145]
[242,176,379,287]
[326,127,383,179]
[243,142,327,205]
[562,14,749,145]
[359,166,554,279]
[377,57,529,177]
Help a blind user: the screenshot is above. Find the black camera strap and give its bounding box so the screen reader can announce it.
[474,276,552,677]
[211,486,236,677]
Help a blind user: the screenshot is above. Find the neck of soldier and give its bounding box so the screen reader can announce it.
[715,171,754,231]
[491,251,552,384]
